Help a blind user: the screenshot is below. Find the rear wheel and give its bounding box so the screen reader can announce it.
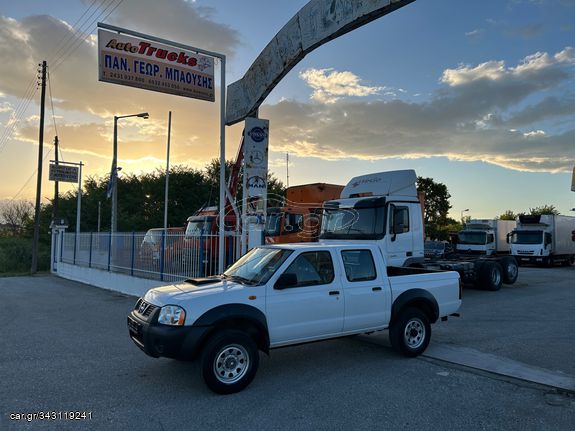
[478,261,503,291]
[200,330,259,394]
[389,307,431,357]
[500,257,519,284]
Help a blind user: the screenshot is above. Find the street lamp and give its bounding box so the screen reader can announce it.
[111,112,149,233]
[461,208,469,223]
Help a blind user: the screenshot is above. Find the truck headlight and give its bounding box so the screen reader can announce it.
[158,305,186,326]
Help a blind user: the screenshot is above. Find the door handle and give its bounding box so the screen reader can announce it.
[372,287,382,292]
[329,291,340,295]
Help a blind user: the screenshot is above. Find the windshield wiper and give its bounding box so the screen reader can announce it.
[222,274,256,285]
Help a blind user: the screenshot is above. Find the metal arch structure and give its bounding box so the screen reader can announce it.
[226,0,416,125]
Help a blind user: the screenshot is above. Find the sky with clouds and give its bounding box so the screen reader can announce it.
[0,0,574,220]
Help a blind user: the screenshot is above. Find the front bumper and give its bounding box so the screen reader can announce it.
[127,309,211,360]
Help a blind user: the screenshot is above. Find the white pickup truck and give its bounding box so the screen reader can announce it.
[128,243,461,394]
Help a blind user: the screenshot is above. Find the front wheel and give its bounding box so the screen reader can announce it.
[500,257,519,285]
[201,330,259,395]
[389,307,431,357]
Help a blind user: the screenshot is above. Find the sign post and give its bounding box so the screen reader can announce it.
[242,118,269,252]
[97,23,227,272]
[49,160,84,238]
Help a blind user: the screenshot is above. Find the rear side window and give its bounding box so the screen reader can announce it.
[283,251,334,287]
[341,250,377,282]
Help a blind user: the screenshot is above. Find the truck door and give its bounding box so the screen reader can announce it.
[340,248,390,331]
[386,205,412,266]
[266,250,344,344]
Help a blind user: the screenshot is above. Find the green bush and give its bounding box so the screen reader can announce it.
[0,237,50,274]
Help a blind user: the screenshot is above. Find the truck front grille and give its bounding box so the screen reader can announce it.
[135,299,159,320]
[516,250,534,255]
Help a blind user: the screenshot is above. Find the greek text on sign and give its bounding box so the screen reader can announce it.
[49,164,79,183]
[98,29,215,102]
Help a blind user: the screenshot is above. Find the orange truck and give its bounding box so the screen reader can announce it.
[265,183,343,244]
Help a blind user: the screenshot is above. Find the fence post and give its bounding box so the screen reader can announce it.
[199,232,205,278]
[89,232,93,268]
[60,232,64,262]
[131,231,135,276]
[107,231,112,272]
[73,232,77,265]
[160,230,166,281]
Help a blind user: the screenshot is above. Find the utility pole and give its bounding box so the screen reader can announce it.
[31,60,47,274]
[52,135,59,222]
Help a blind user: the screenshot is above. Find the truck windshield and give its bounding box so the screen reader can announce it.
[458,231,487,245]
[320,207,385,240]
[511,231,542,245]
[265,213,281,236]
[223,247,293,285]
[185,218,213,237]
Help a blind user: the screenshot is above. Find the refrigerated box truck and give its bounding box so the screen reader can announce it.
[456,219,516,256]
[510,214,575,266]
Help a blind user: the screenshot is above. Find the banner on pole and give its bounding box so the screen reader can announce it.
[98,28,215,102]
[244,118,269,204]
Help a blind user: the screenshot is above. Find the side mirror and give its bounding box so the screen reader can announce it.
[274,273,298,290]
[506,233,510,244]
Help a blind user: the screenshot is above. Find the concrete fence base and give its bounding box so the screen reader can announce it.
[55,262,172,297]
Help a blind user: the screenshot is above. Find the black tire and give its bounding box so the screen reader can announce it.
[500,257,519,285]
[389,307,431,357]
[478,261,503,291]
[200,330,259,395]
[544,256,554,268]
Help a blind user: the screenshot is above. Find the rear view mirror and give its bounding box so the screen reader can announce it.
[274,273,298,290]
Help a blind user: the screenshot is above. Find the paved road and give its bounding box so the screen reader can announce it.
[0,273,574,431]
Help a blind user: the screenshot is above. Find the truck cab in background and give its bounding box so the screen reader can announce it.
[510,214,575,266]
[265,183,343,244]
[320,170,424,267]
[321,170,519,291]
[456,219,516,256]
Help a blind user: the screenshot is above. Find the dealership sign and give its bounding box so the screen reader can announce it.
[98,29,215,101]
[244,118,269,212]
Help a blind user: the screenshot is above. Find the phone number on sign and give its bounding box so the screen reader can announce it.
[10,411,93,422]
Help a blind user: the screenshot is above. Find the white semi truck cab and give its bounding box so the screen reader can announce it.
[320,170,424,267]
[320,170,520,291]
[456,219,516,256]
[510,214,575,266]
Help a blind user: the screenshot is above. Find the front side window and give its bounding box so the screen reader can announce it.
[341,250,377,282]
[487,234,495,244]
[281,251,334,287]
[390,206,410,234]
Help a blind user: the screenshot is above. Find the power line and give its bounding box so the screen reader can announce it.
[52,0,125,72]
[10,144,55,201]
[47,70,59,138]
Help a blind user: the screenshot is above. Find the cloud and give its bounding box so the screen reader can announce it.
[299,68,386,104]
[260,48,575,173]
[0,6,242,189]
[465,28,484,38]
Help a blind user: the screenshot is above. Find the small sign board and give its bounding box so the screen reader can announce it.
[98,29,215,102]
[49,163,79,183]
